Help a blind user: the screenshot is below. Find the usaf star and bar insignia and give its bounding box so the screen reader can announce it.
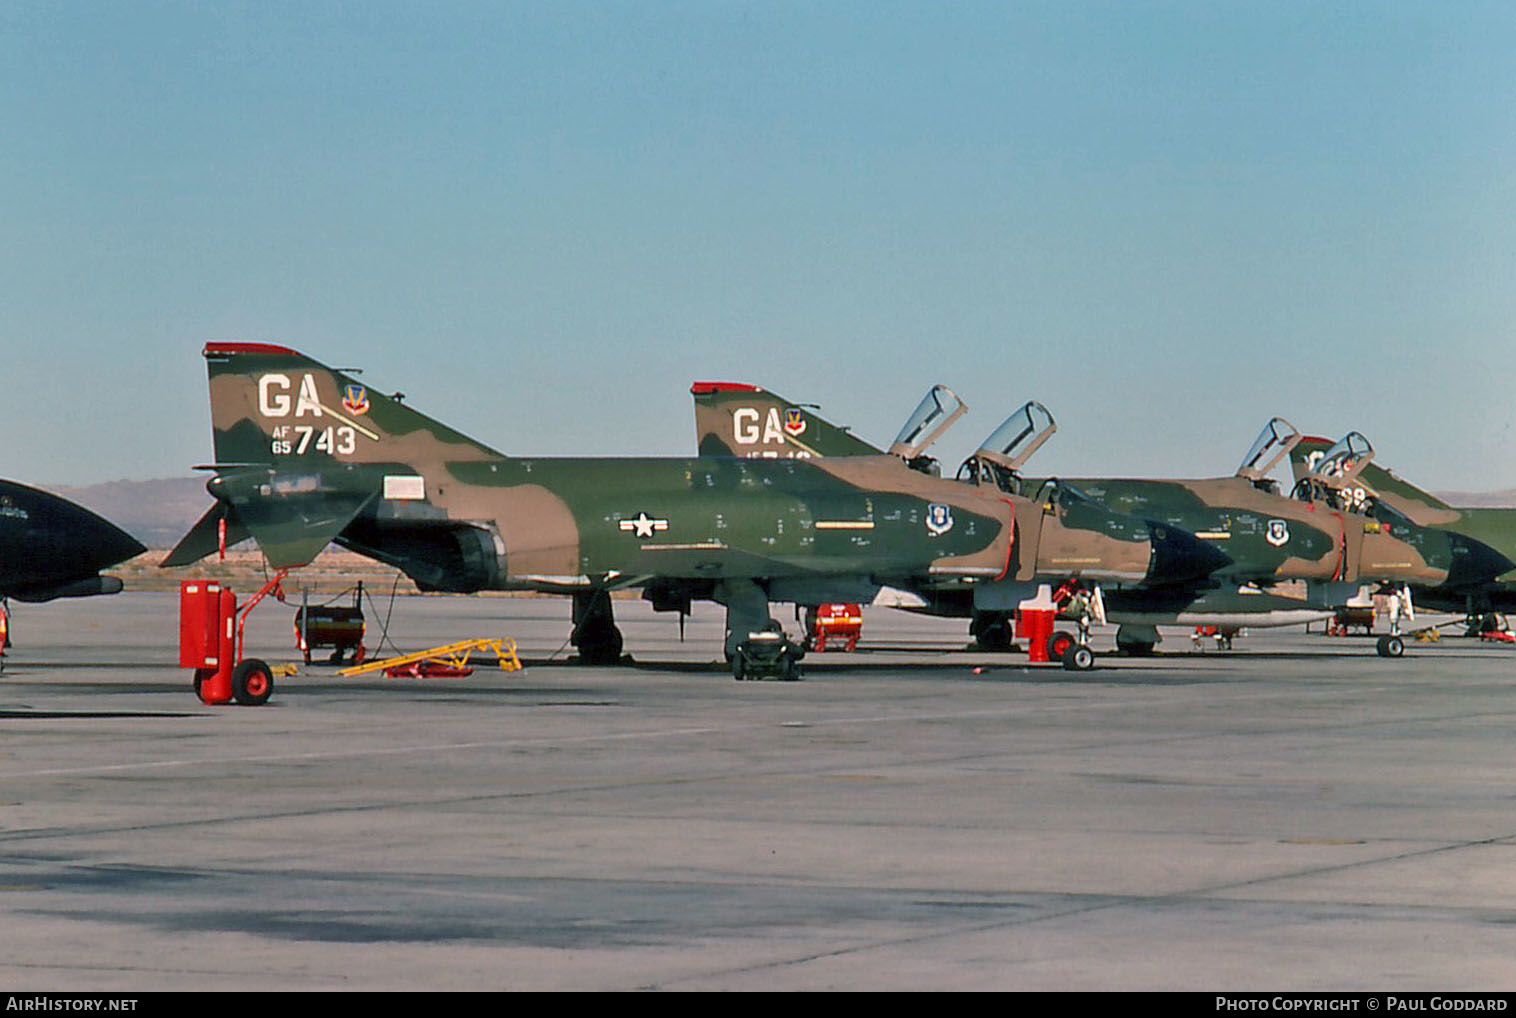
[619,512,670,539]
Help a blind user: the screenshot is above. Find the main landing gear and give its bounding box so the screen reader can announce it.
[719,579,804,681]
[1375,583,1412,658]
[571,590,625,666]
[970,611,1016,652]
[1115,625,1159,656]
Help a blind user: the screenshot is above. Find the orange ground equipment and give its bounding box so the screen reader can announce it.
[1017,606,1055,664]
[808,603,862,652]
[1325,607,1376,637]
[294,585,366,665]
[179,574,287,706]
[1191,624,1241,651]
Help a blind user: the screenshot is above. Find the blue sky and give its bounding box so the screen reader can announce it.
[4,1,1514,489]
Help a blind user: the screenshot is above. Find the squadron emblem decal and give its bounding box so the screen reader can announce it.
[926,503,954,536]
[342,384,370,416]
[783,408,807,437]
[1265,519,1290,547]
[619,512,670,539]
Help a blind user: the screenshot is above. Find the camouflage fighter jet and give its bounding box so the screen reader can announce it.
[1288,435,1516,617]
[164,344,1229,673]
[692,386,1514,657]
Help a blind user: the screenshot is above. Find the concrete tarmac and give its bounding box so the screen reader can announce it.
[2,592,1515,991]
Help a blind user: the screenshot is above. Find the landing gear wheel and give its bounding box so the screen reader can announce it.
[1116,637,1155,657]
[1047,630,1076,662]
[1376,635,1405,658]
[231,658,274,706]
[779,654,802,682]
[732,657,746,681]
[1061,644,1095,671]
[971,612,1016,652]
[576,620,624,666]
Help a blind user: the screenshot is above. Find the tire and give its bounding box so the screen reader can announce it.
[971,612,1015,652]
[732,656,746,681]
[577,621,624,666]
[1061,644,1095,671]
[1376,635,1405,659]
[231,658,274,706]
[1047,631,1076,661]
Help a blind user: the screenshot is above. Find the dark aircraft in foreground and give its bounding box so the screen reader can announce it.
[0,478,146,649]
[165,343,1229,673]
[691,385,1514,657]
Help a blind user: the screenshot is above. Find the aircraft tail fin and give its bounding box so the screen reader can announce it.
[176,343,504,570]
[691,382,883,459]
[204,342,503,468]
[1290,435,1454,511]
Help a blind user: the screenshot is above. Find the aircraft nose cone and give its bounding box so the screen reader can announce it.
[1444,532,1516,588]
[1144,521,1232,587]
[91,522,148,573]
[50,501,146,574]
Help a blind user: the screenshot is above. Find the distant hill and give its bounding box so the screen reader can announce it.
[1431,489,1516,508]
[46,476,208,549]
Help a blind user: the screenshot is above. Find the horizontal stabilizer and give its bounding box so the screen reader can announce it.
[162,502,252,567]
[234,487,376,569]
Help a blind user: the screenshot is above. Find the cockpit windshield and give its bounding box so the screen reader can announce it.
[1306,431,1374,487]
[973,401,1056,473]
[955,402,1057,495]
[887,384,967,460]
[1235,417,1302,483]
[1292,432,1379,510]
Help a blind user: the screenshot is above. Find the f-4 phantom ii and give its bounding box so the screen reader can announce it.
[164,344,1229,674]
[692,385,1514,658]
[1288,436,1516,618]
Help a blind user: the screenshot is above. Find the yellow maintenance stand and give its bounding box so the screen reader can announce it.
[338,638,522,679]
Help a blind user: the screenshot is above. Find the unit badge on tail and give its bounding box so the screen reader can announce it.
[784,408,807,437]
[342,384,370,416]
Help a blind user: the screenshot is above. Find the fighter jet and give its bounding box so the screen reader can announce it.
[164,343,1228,673]
[0,478,146,648]
[692,386,1514,657]
[1288,435,1516,616]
